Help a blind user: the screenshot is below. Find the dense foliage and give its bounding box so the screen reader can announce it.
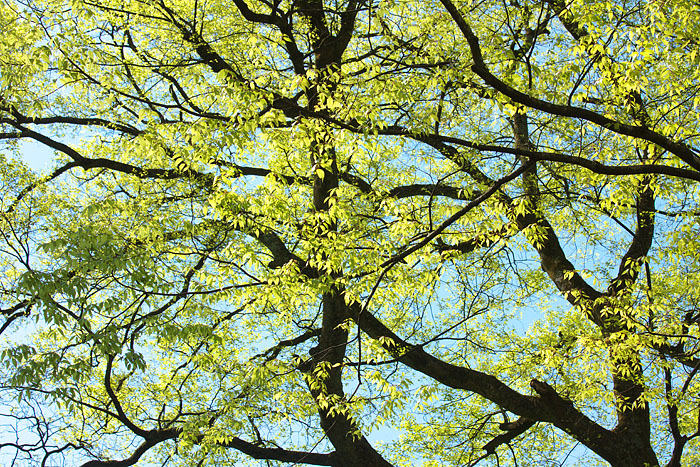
[2,0,700,466]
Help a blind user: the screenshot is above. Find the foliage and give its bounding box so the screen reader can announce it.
[1,0,700,466]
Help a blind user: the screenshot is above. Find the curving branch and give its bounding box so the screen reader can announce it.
[219,437,338,466]
[438,0,700,172]
[0,105,141,137]
[80,428,179,467]
[482,417,536,455]
[348,300,625,465]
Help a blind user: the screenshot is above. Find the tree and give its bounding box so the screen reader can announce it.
[1,0,700,465]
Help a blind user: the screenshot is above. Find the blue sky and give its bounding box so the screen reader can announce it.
[15,140,55,172]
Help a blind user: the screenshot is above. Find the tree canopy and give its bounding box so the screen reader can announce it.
[1,0,700,466]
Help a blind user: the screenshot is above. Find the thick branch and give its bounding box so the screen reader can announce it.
[388,183,471,200]
[608,175,655,296]
[80,428,179,467]
[482,417,535,454]
[438,0,700,172]
[221,437,338,466]
[0,106,140,137]
[80,428,338,467]
[9,124,212,183]
[349,301,624,463]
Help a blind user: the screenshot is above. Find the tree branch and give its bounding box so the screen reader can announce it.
[482,417,536,455]
[438,0,700,172]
